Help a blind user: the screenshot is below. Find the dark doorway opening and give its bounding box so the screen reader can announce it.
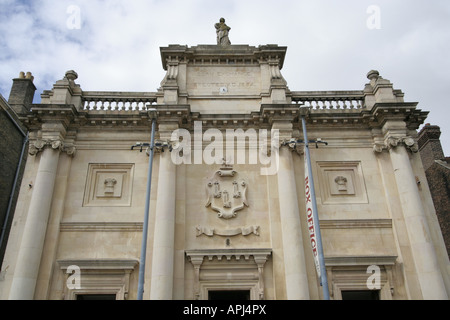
[76,294,117,300]
[341,290,380,300]
[208,290,251,300]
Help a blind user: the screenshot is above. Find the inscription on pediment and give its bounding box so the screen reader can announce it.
[316,161,368,205]
[187,66,260,96]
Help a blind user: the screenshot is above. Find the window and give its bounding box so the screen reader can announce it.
[324,256,397,300]
[58,259,138,300]
[341,290,380,300]
[76,294,116,300]
[186,249,272,300]
[208,290,250,300]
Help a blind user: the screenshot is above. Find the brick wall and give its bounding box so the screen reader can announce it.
[0,98,28,268]
[418,124,450,257]
[424,163,450,256]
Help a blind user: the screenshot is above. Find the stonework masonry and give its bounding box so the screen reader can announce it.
[0,42,449,300]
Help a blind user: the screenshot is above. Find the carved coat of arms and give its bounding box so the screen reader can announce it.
[205,164,248,219]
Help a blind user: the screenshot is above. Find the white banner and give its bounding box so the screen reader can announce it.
[304,147,321,279]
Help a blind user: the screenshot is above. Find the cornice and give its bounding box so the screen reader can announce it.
[57,259,139,271]
[185,248,272,263]
[60,222,143,232]
[19,100,429,135]
[21,104,79,130]
[368,102,428,130]
[324,255,398,266]
[160,44,287,71]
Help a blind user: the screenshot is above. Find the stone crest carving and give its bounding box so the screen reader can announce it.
[205,161,248,219]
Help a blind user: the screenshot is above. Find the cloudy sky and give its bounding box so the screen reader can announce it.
[1,0,449,153]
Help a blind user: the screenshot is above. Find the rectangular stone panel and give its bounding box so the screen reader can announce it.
[316,161,368,204]
[187,66,261,97]
[83,163,134,207]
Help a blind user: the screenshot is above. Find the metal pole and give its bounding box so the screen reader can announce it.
[137,116,156,300]
[301,115,330,300]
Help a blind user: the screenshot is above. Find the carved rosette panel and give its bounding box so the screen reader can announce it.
[29,139,76,157]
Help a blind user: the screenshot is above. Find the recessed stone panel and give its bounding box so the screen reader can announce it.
[83,163,134,207]
[316,161,368,204]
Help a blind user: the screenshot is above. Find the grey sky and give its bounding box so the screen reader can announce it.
[1,0,449,153]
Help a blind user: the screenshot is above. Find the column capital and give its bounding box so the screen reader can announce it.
[372,120,419,153]
[373,135,418,154]
[28,138,76,157]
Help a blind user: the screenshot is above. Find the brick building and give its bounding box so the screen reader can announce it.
[418,124,450,257]
[0,72,33,268]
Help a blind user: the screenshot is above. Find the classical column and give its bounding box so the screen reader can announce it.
[8,141,62,300]
[277,144,310,299]
[149,126,177,300]
[34,150,74,299]
[386,136,448,299]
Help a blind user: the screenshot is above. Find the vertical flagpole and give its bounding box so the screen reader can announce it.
[301,112,330,300]
[136,110,157,300]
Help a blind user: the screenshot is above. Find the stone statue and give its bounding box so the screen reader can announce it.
[215,18,231,46]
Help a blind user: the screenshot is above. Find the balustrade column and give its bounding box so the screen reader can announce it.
[9,144,61,300]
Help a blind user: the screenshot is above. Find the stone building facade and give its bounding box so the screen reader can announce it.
[0,42,449,300]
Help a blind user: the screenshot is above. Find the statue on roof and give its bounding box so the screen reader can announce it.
[215,18,231,46]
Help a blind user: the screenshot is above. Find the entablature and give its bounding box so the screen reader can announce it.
[160,44,287,70]
[19,90,428,139]
[368,102,428,130]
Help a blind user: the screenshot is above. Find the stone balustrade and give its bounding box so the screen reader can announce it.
[82,91,158,111]
[80,90,366,112]
[290,90,365,110]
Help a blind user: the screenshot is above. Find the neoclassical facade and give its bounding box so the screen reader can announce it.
[0,42,449,300]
